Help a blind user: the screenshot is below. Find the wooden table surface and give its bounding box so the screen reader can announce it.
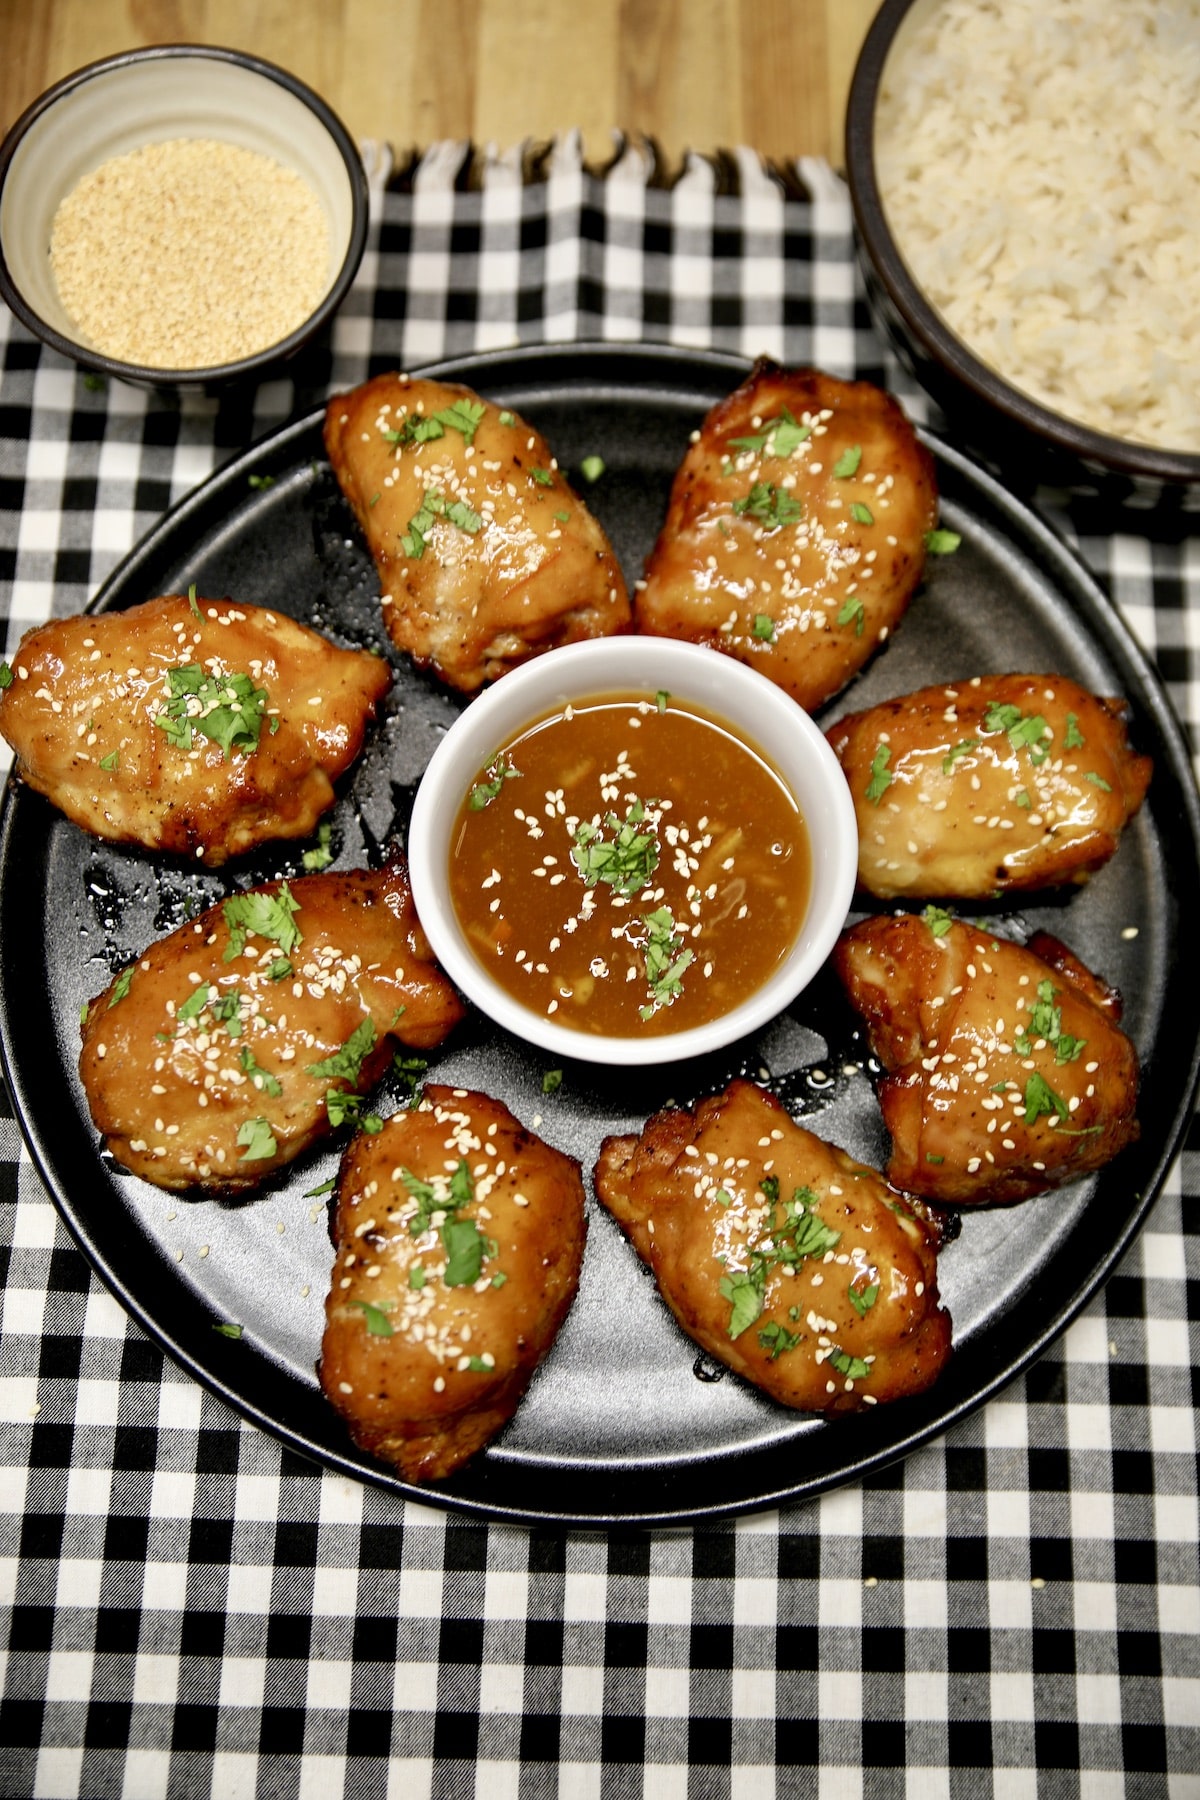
[1,0,880,171]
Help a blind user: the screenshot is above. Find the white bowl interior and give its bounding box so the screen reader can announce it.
[0,53,358,352]
[408,640,859,1067]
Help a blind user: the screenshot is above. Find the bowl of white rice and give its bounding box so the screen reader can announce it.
[845,0,1200,499]
[0,45,369,389]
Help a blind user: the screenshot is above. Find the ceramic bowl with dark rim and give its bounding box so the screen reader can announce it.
[844,0,1200,505]
[0,44,368,390]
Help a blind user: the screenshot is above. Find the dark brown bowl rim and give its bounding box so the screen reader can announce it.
[0,43,370,388]
[844,0,1200,486]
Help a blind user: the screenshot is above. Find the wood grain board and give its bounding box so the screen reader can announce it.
[0,0,880,169]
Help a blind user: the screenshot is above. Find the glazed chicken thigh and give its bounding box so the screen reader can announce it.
[594,1079,951,1414]
[828,673,1152,900]
[835,913,1140,1205]
[635,361,939,712]
[78,862,464,1193]
[324,373,630,691]
[0,594,391,865]
[321,1086,586,1482]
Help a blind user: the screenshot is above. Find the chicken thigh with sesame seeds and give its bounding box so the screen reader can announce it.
[593,1080,951,1414]
[78,861,465,1194]
[835,914,1140,1206]
[320,1085,586,1483]
[0,594,391,866]
[634,361,939,713]
[323,373,631,692]
[828,673,1152,901]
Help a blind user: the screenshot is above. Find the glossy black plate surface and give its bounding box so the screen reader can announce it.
[3,344,1198,1526]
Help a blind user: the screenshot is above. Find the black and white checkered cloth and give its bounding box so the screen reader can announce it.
[1,138,1197,1798]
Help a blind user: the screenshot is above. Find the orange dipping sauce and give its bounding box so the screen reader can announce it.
[448,691,811,1037]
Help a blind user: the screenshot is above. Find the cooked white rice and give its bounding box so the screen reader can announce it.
[875,0,1200,453]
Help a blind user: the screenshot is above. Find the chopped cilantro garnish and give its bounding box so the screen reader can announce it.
[306,1015,377,1086]
[176,982,212,1023]
[1023,1071,1069,1125]
[833,444,863,478]
[924,528,961,554]
[236,1117,277,1161]
[579,454,606,482]
[248,473,275,489]
[384,399,487,449]
[213,1322,244,1339]
[727,407,810,459]
[435,398,488,445]
[1017,789,1032,809]
[942,738,978,774]
[0,662,12,689]
[732,481,803,531]
[408,1266,426,1290]
[324,1091,383,1132]
[469,756,520,810]
[719,1183,841,1339]
[849,1280,879,1317]
[828,1348,871,1380]
[836,595,865,635]
[99,751,119,771]
[1085,771,1112,791]
[402,488,483,558]
[719,1270,763,1340]
[531,468,554,486]
[752,613,776,642]
[109,967,133,1007]
[302,822,334,871]
[638,907,694,1018]
[865,742,893,804]
[850,502,874,525]
[572,801,659,895]
[498,410,516,427]
[1014,979,1086,1065]
[442,1216,486,1287]
[922,905,954,938]
[239,1047,282,1097]
[392,1053,428,1105]
[983,702,1052,765]
[304,1176,337,1198]
[154,662,269,759]
[223,884,302,962]
[349,1299,394,1337]
[186,584,203,621]
[758,1320,802,1359]
[1064,713,1085,749]
[542,1069,563,1095]
[655,690,669,713]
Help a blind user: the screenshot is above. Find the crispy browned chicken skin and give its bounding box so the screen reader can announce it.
[78,862,464,1194]
[320,1086,586,1482]
[828,673,1152,900]
[636,361,938,712]
[0,594,391,865]
[835,914,1140,1205]
[594,1079,951,1414]
[324,373,630,691]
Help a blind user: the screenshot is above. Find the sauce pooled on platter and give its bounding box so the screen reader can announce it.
[449,691,811,1036]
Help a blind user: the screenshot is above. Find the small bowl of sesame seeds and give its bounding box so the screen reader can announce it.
[0,44,368,388]
[408,637,859,1066]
